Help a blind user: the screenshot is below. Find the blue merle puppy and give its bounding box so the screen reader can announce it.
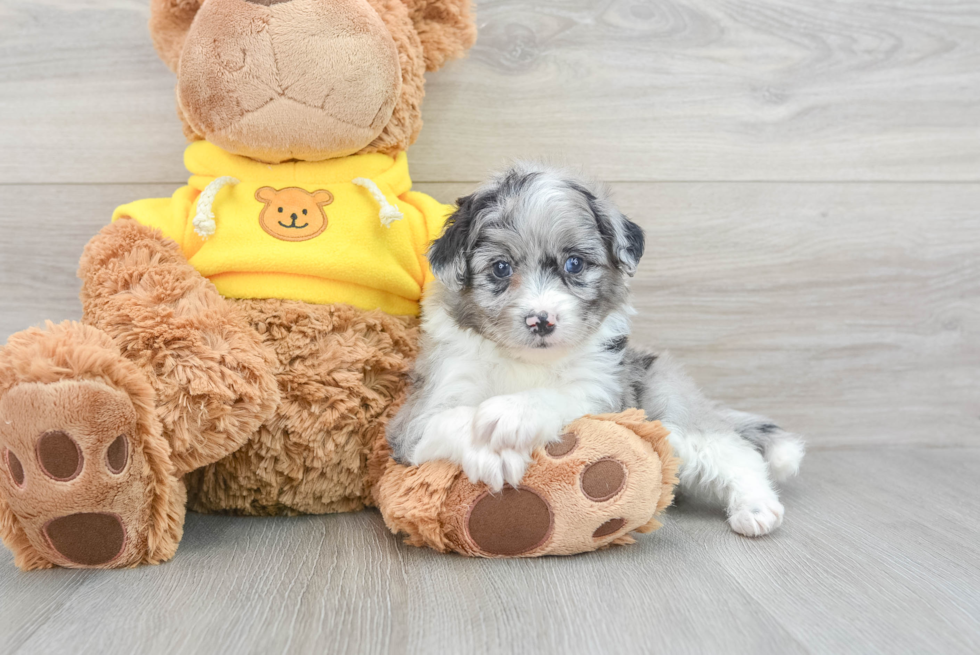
[386,164,804,536]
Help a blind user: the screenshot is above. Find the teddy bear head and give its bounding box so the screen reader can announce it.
[149,0,475,164]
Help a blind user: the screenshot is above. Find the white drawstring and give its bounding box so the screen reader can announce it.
[193,176,239,239]
[353,177,404,227]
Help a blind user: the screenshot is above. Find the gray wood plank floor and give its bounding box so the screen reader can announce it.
[1,450,978,655]
[1,0,978,653]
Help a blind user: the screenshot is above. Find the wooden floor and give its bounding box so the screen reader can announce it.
[1,449,978,655]
[1,1,978,653]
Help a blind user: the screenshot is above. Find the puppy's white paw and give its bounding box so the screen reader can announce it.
[499,449,530,488]
[473,395,562,453]
[410,406,478,464]
[728,497,785,537]
[461,445,531,492]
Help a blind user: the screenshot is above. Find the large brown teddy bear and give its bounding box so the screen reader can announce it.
[0,0,677,570]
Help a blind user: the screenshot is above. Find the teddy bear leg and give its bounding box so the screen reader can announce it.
[78,219,281,474]
[0,321,185,570]
[377,410,680,557]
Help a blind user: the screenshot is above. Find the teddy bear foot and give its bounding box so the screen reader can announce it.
[0,322,185,570]
[376,409,679,557]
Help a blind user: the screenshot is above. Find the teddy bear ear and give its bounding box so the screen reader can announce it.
[312,190,335,205]
[255,187,277,203]
[402,0,477,72]
[149,0,204,73]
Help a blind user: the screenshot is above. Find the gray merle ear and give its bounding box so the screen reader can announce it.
[574,184,645,276]
[428,193,479,291]
[606,208,645,276]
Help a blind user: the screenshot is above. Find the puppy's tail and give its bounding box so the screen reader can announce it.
[734,416,806,483]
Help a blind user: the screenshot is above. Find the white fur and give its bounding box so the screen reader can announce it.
[403,287,801,537]
[406,291,629,490]
[643,353,802,536]
[765,437,806,482]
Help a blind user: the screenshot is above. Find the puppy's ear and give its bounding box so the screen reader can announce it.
[590,194,645,277]
[150,0,204,73]
[428,193,478,291]
[402,0,477,72]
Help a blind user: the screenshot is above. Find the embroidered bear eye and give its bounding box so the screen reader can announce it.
[303,209,308,215]
[278,207,283,213]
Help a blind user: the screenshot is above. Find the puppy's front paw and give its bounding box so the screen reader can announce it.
[473,395,562,454]
[461,446,531,492]
[728,497,785,537]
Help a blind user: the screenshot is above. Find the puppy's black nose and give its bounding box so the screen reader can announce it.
[525,312,556,336]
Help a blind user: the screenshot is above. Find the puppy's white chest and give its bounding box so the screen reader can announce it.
[484,359,561,396]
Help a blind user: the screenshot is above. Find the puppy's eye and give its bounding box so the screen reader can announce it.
[564,256,584,274]
[492,261,513,279]
[278,207,283,213]
[303,209,308,215]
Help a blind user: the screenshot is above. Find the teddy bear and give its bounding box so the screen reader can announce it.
[0,0,677,569]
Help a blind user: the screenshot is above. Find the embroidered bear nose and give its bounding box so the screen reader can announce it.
[291,213,298,220]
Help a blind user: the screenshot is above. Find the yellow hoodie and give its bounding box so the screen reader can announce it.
[112,141,453,316]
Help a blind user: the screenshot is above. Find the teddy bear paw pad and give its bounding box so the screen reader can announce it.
[466,486,554,556]
[580,457,627,502]
[44,513,127,566]
[0,380,154,568]
[448,416,675,556]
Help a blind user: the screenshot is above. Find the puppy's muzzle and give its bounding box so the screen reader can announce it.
[525,312,557,337]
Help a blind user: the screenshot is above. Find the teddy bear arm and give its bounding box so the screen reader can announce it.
[377,410,680,557]
[78,219,280,474]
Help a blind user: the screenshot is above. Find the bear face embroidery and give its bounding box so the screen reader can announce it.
[255,187,334,242]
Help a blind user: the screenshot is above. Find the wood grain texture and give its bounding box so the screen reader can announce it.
[2,449,978,654]
[1,0,979,183]
[672,448,980,655]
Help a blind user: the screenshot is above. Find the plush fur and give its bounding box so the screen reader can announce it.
[0,0,476,569]
[151,0,473,162]
[0,322,184,570]
[388,164,805,536]
[378,410,679,556]
[402,0,477,71]
[79,218,281,476]
[185,299,419,515]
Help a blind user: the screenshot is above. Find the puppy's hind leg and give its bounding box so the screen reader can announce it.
[724,409,806,483]
[640,353,787,537]
[668,429,784,537]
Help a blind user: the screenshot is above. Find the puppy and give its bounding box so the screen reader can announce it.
[386,164,805,536]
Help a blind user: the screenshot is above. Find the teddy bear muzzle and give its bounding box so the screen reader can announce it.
[176,0,402,163]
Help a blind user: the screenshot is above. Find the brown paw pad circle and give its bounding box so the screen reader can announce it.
[36,430,83,482]
[44,513,126,566]
[580,458,627,502]
[466,487,554,556]
[106,435,129,474]
[5,449,26,487]
[593,518,626,539]
[545,432,578,458]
